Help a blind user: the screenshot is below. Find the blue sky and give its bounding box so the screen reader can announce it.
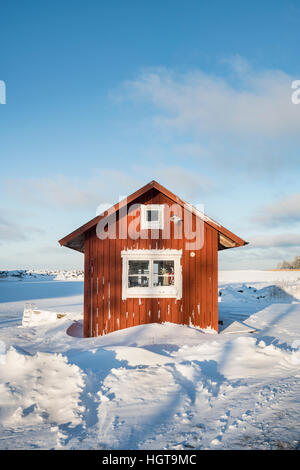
[1,0,300,270]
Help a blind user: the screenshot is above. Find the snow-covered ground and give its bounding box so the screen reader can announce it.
[0,269,84,282]
[0,270,299,450]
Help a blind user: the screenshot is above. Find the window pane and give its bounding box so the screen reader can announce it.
[128,260,149,275]
[128,276,149,287]
[147,210,159,222]
[153,260,174,274]
[153,260,175,286]
[153,275,175,286]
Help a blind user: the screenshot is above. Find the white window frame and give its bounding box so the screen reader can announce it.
[140,204,164,230]
[121,249,182,299]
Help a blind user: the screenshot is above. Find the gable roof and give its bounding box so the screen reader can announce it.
[58,180,248,253]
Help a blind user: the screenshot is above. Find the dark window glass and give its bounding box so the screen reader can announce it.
[128,260,150,288]
[128,260,149,275]
[147,210,159,222]
[128,276,149,287]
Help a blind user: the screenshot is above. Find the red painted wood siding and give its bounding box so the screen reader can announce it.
[84,188,219,337]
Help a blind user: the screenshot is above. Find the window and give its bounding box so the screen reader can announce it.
[140,204,164,230]
[121,250,182,299]
[128,260,149,287]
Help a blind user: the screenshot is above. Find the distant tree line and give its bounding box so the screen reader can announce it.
[277,255,300,269]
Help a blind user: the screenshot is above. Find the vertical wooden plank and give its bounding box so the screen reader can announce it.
[93,231,98,337]
[128,298,134,328]
[157,299,161,324]
[189,212,196,327]
[158,298,164,323]
[84,231,90,337]
[115,215,122,332]
[148,298,155,324]
[195,233,201,328]
[212,228,219,332]
[95,236,99,336]
[97,238,103,336]
[179,299,184,325]
[90,238,94,337]
[170,299,175,325]
[138,297,145,326]
[110,236,116,333]
[118,200,125,331]
[119,223,125,331]
[95,234,99,336]
[201,225,207,329]
[132,299,137,327]
[204,225,209,328]
[103,236,109,335]
[207,227,213,329]
[90,231,94,337]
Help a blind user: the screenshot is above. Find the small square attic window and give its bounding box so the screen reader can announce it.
[140,204,164,230]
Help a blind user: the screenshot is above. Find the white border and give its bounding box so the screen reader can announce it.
[140,204,164,230]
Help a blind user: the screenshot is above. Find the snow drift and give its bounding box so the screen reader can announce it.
[0,270,299,449]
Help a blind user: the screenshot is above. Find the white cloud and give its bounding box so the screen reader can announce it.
[0,215,26,241]
[250,233,300,248]
[133,164,214,202]
[219,242,300,270]
[173,143,211,158]
[254,194,300,227]
[6,175,98,209]
[6,167,214,212]
[119,61,300,137]
[5,171,141,212]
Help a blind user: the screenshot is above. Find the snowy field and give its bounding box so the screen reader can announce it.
[0,270,300,450]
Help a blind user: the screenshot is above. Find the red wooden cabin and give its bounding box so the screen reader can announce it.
[59,180,247,337]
